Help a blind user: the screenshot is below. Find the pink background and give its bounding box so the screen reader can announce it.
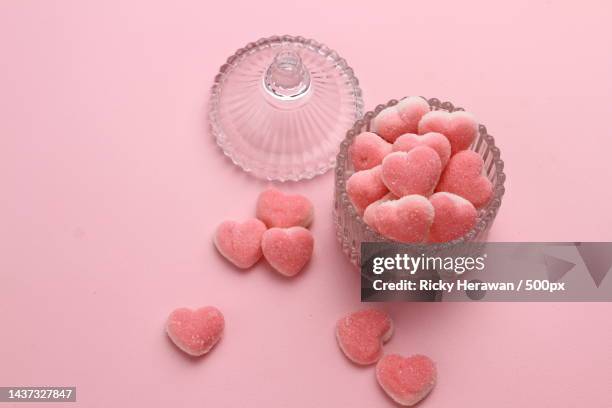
[1,1,612,406]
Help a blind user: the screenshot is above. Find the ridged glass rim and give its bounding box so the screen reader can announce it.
[335,97,506,252]
[209,34,365,181]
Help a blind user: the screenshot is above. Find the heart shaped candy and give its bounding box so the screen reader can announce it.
[393,132,451,168]
[166,306,225,356]
[372,97,430,143]
[349,131,392,171]
[336,309,393,365]
[428,192,477,243]
[363,193,396,231]
[395,96,431,134]
[214,219,267,268]
[418,110,478,155]
[436,150,493,208]
[371,106,407,143]
[381,147,442,197]
[376,354,437,406]
[369,195,434,243]
[256,188,314,228]
[261,227,314,277]
[346,166,389,214]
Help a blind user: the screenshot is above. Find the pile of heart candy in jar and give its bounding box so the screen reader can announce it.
[346,96,493,243]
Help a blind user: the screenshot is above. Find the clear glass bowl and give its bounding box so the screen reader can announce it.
[209,35,364,181]
[334,97,506,265]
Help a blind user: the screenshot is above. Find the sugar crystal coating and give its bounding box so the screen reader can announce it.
[166,306,225,357]
[418,110,478,155]
[393,132,451,169]
[349,131,392,171]
[428,192,477,243]
[363,193,396,232]
[436,150,493,208]
[395,96,430,134]
[346,165,389,214]
[370,195,434,243]
[376,354,437,406]
[261,227,314,277]
[336,309,393,365]
[214,218,266,268]
[256,188,314,228]
[372,97,430,143]
[372,106,407,143]
[381,147,442,197]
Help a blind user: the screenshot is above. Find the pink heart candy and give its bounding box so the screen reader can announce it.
[336,309,393,365]
[436,150,493,208]
[256,188,314,228]
[428,192,477,243]
[166,306,225,357]
[371,106,407,143]
[349,131,392,171]
[381,147,442,197]
[214,219,267,269]
[363,193,396,231]
[376,354,437,406]
[395,96,431,134]
[392,132,451,168]
[346,165,389,214]
[261,227,314,277]
[372,96,430,143]
[418,110,478,155]
[368,195,434,243]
